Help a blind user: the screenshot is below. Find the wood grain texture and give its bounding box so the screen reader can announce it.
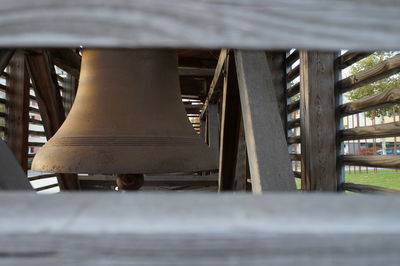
[1,193,400,265]
[218,53,242,191]
[300,51,337,191]
[0,49,14,74]
[342,182,400,194]
[207,103,220,159]
[337,54,400,94]
[200,49,227,119]
[6,51,30,172]
[0,1,400,49]
[235,50,296,192]
[339,86,400,116]
[336,52,372,70]
[26,50,78,190]
[340,121,400,140]
[341,155,400,169]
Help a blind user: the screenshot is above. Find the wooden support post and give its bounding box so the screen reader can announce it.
[26,50,79,190]
[235,50,296,193]
[6,50,30,172]
[300,51,337,191]
[207,103,219,159]
[0,49,15,74]
[218,53,242,191]
[233,117,249,191]
[265,51,287,130]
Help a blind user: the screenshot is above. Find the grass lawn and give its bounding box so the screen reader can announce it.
[344,169,400,190]
[294,169,400,190]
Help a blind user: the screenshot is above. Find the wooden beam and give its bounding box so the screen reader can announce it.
[341,155,400,169]
[336,52,373,69]
[6,50,30,172]
[340,122,400,140]
[337,54,400,94]
[0,49,15,74]
[232,118,249,191]
[200,49,228,119]
[218,53,242,191]
[1,1,400,50]
[235,50,296,193]
[339,86,400,116]
[49,49,81,77]
[207,103,219,159]
[25,50,79,190]
[1,193,400,265]
[0,139,32,190]
[266,51,287,130]
[178,67,215,77]
[300,51,337,191]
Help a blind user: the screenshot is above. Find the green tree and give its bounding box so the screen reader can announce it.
[347,51,400,118]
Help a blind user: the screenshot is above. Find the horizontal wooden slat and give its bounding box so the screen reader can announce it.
[286,50,299,66]
[342,182,400,194]
[29,118,43,125]
[34,183,59,192]
[289,153,301,161]
[287,136,301,144]
[340,122,400,140]
[2,1,400,50]
[339,86,400,116]
[286,65,299,83]
[293,171,301,179]
[28,129,46,137]
[0,112,7,118]
[28,142,44,147]
[1,193,400,265]
[337,54,400,94]
[0,125,6,132]
[28,174,57,181]
[0,84,8,92]
[341,155,400,169]
[287,118,300,129]
[0,98,8,105]
[287,83,300,98]
[287,100,300,113]
[336,52,373,69]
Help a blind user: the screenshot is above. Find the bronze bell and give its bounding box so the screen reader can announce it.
[32,49,218,174]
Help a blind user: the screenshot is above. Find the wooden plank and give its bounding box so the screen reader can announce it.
[286,65,300,83]
[300,51,337,191]
[342,182,400,194]
[178,67,215,77]
[339,86,400,116]
[26,50,79,190]
[1,193,400,265]
[233,118,249,191]
[218,53,242,191]
[287,118,300,129]
[1,1,400,50]
[336,52,373,69]
[337,54,400,94]
[235,50,296,193]
[340,122,400,140]
[287,82,300,98]
[0,139,32,190]
[6,50,30,172]
[286,50,299,66]
[266,51,287,130]
[287,100,300,113]
[49,49,81,77]
[341,155,400,169]
[287,136,301,144]
[207,103,219,159]
[200,49,228,119]
[0,49,15,73]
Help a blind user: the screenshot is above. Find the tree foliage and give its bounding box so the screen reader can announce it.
[347,51,400,118]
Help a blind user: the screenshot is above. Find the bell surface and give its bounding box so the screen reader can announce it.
[32,49,218,174]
